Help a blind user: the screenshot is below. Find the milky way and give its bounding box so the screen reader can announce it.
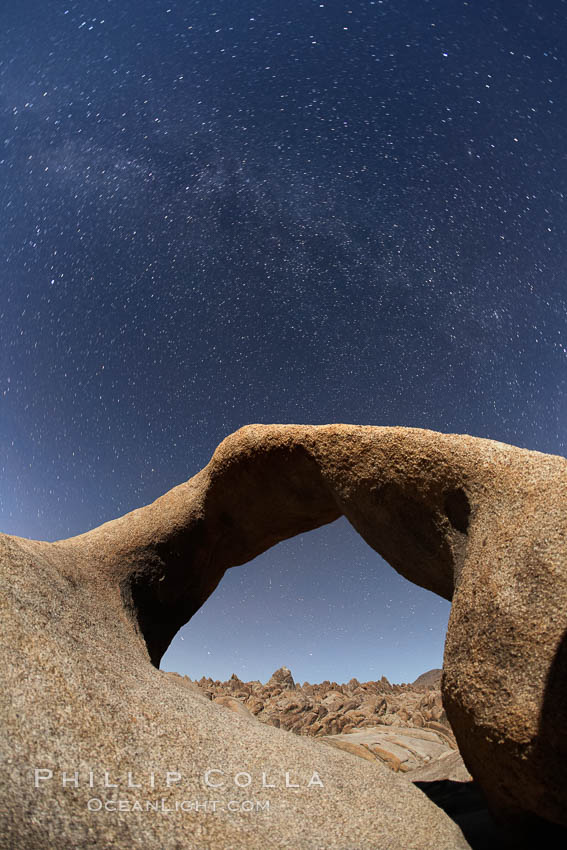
[2,0,566,683]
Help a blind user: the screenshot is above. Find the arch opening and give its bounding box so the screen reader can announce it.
[116,426,470,670]
[159,516,451,687]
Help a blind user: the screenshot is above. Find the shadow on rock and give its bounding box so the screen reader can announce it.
[414,779,567,850]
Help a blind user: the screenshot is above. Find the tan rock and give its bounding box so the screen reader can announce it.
[365,744,405,772]
[413,669,443,690]
[2,423,567,843]
[320,691,346,712]
[321,725,454,775]
[213,695,256,721]
[322,738,379,764]
[244,695,265,715]
[266,666,295,690]
[409,749,472,783]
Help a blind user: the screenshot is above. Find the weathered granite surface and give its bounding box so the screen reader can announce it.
[321,725,461,774]
[2,423,567,847]
[0,536,468,849]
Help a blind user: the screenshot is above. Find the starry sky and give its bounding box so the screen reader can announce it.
[2,0,566,685]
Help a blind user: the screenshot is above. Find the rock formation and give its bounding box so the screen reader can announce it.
[195,667,452,739]
[321,726,464,776]
[266,665,296,690]
[2,423,567,848]
[412,668,443,689]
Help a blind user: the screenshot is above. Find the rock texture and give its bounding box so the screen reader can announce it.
[0,547,468,849]
[196,667,468,782]
[321,726,462,775]
[412,669,443,690]
[195,667,453,740]
[2,423,567,847]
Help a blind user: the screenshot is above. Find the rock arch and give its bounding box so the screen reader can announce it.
[92,425,470,668]
[6,424,567,836]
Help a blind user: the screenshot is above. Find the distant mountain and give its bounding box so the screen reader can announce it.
[412,669,442,689]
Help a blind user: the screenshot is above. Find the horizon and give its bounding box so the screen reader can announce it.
[171,661,442,688]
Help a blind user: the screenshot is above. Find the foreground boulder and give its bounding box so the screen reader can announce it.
[1,423,567,846]
[0,543,467,848]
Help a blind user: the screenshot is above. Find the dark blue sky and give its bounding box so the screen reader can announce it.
[2,0,566,683]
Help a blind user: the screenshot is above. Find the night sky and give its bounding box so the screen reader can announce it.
[2,0,567,685]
